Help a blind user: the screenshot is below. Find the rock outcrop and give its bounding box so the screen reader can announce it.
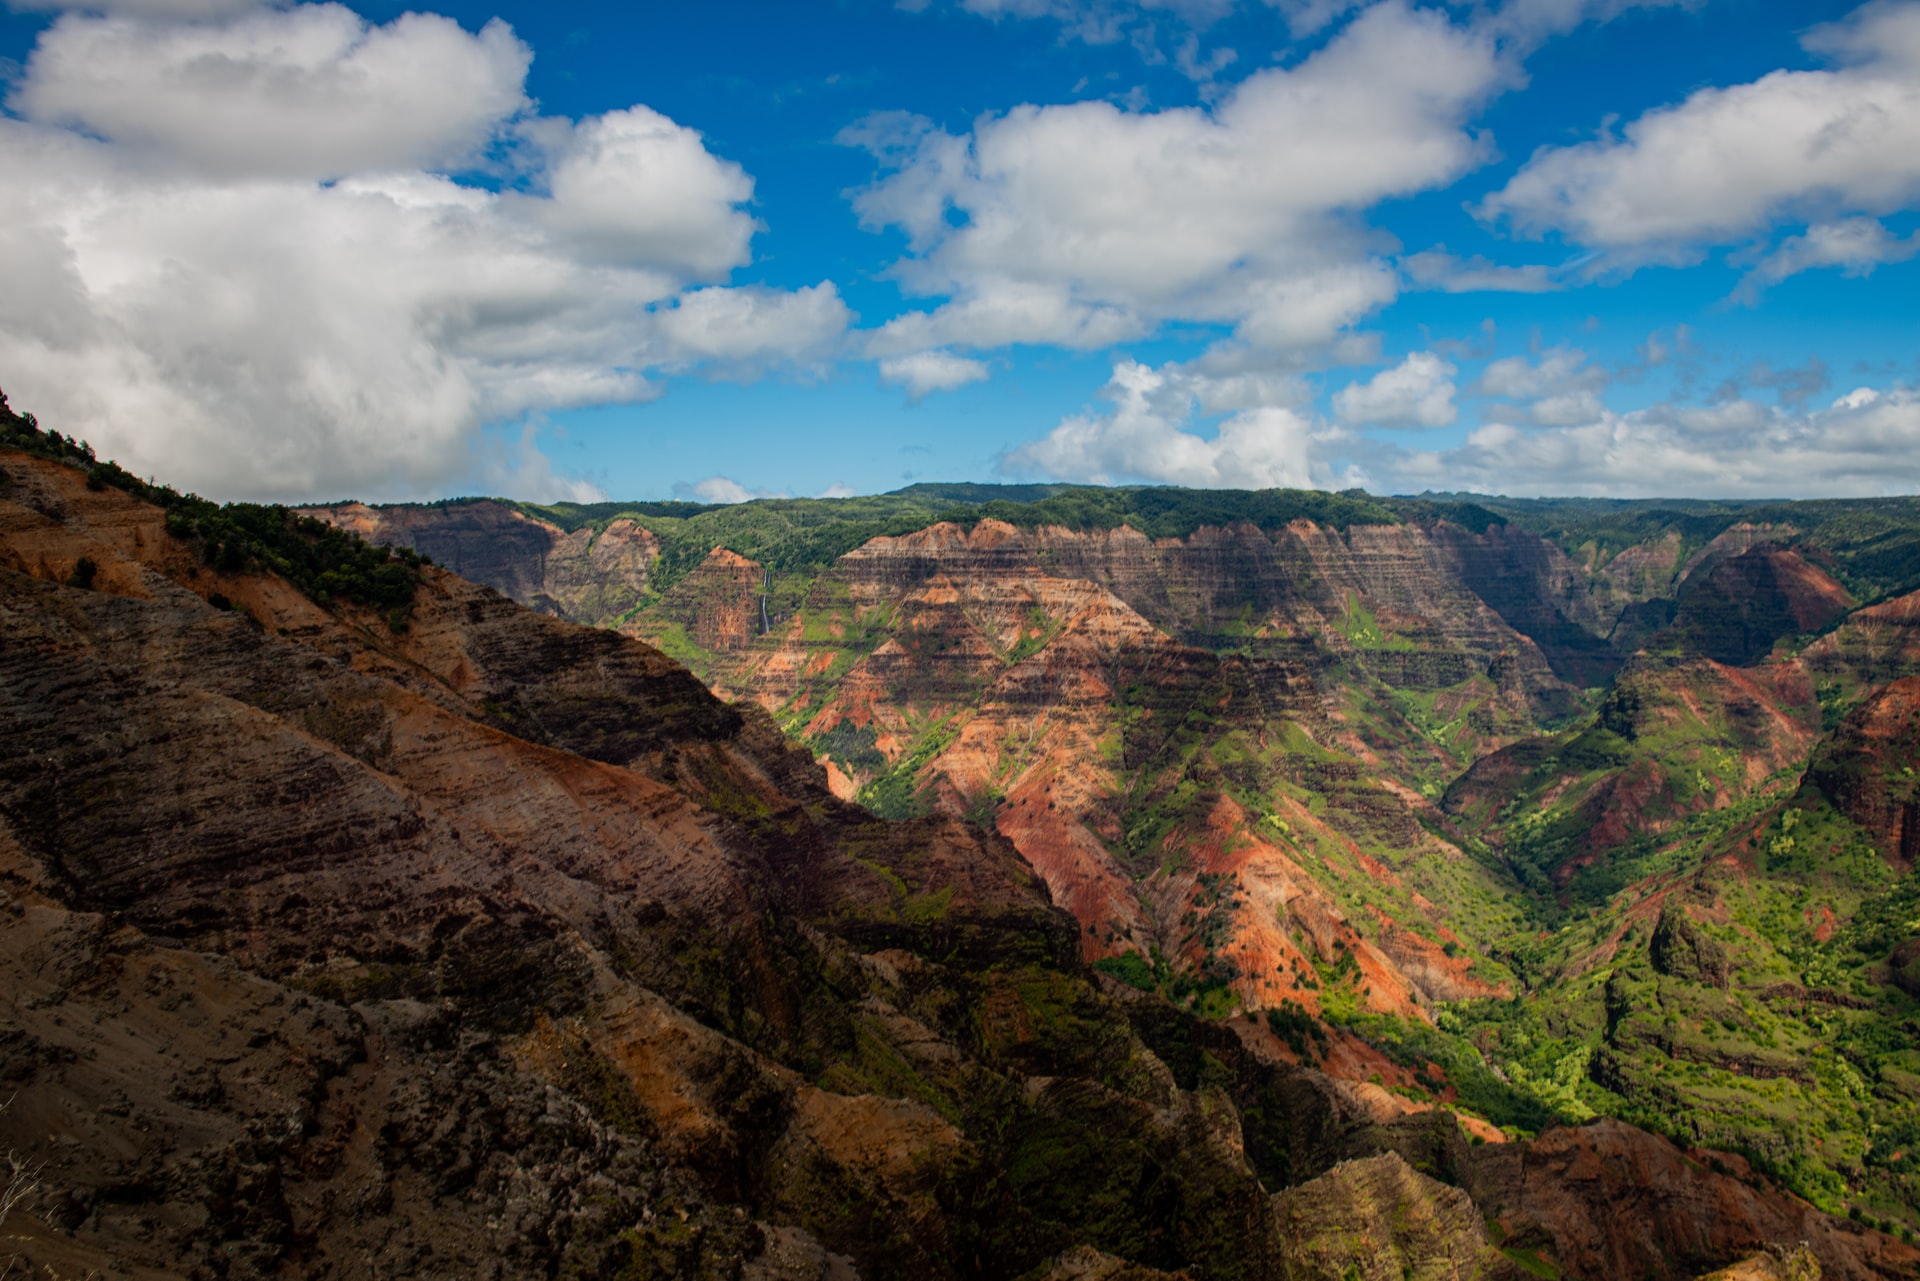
[1802,676,1920,868]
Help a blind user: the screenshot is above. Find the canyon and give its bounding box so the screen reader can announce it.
[3,406,1920,1278]
[305,483,1920,1265]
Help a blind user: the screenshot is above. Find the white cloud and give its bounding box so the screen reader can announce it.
[1266,0,1361,38]
[1483,0,1701,47]
[817,482,859,498]
[1401,248,1560,293]
[1333,352,1457,428]
[0,4,848,502]
[677,475,782,504]
[1469,348,1609,426]
[846,2,1505,355]
[654,284,851,364]
[869,279,1145,354]
[1511,390,1607,426]
[1002,358,1314,488]
[1374,386,1920,498]
[1733,217,1920,301]
[469,423,608,505]
[1481,0,1920,256]
[878,349,991,399]
[1475,347,1603,399]
[523,107,756,277]
[12,5,531,180]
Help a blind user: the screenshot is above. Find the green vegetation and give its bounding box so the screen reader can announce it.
[1421,765,1920,1223]
[1264,999,1328,1062]
[856,718,961,820]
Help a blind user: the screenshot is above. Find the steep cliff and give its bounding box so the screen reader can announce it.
[312,497,659,623]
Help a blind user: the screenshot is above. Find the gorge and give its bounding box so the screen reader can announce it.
[4,406,1920,1279]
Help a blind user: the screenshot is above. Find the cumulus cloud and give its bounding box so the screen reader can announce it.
[1481,0,1920,257]
[1483,0,1701,47]
[1376,386,1920,498]
[1468,347,1609,425]
[1733,217,1920,302]
[0,3,848,501]
[1002,358,1314,488]
[1729,356,1833,409]
[654,284,851,364]
[524,107,756,276]
[12,5,532,180]
[1267,0,1361,37]
[1333,352,1457,428]
[1475,347,1604,399]
[470,424,608,505]
[846,2,1504,357]
[878,350,991,399]
[868,280,1144,354]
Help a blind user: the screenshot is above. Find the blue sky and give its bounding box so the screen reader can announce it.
[1,0,1916,503]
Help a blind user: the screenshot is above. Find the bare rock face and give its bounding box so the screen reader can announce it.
[0,448,1538,1281]
[305,498,659,625]
[1467,1119,1919,1281]
[642,545,769,659]
[1801,587,1920,693]
[1035,1244,1189,1280]
[1803,676,1920,868]
[295,504,1624,1037]
[689,519,1534,1024]
[1671,546,1853,667]
[1442,654,1824,887]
